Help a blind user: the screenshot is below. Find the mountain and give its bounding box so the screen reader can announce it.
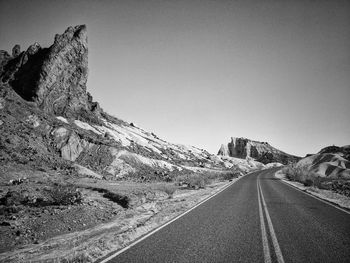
[0,25,265,183]
[218,137,300,165]
[296,145,350,179]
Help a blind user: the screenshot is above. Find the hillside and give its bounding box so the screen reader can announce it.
[0,25,267,259]
[297,145,350,179]
[218,137,300,165]
[0,25,260,182]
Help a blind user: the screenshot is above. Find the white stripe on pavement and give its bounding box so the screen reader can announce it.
[258,179,285,263]
[257,180,272,263]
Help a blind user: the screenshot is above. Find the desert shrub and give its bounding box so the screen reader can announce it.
[282,164,310,182]
[156,184,177,198]
[330,181,350,197]
[304,179,313,187]
[186,175,210,189]
[45,184,82,206]
[221,172,239,181]
[282,165,327,188]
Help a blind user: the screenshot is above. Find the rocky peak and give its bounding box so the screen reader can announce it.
[12,45,21,57]
[0,25,97,119]
[218,137,300,165]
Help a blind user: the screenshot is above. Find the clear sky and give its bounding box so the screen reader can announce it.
[1,0,349,156]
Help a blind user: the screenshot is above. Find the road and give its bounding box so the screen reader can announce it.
[100,168,350,263]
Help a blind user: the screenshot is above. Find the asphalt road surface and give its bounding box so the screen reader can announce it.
[101,168,350,263]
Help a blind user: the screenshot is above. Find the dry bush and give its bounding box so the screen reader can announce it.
[185,175,210,189]
[281,164,322,187]
[45,184,83,206]
[156,183,178,198]
[220,171,240,181]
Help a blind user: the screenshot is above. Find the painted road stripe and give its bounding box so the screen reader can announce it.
[257,180,272,263]
[258,179,285,263]
[99,174,249,263]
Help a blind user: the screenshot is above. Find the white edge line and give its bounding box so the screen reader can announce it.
[275,175,350,215]
[258,179,285,263]
[99,173,249,263]
[257,180,272,263]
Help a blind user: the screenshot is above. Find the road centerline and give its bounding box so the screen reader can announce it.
[257,179,272,263]
[258,177,285,263]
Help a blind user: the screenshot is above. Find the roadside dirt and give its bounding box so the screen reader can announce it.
[0,167,238,263]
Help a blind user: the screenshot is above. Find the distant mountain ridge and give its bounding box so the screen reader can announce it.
[218,137,300,165]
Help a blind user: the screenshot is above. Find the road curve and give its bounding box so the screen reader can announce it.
[100,168,350,263]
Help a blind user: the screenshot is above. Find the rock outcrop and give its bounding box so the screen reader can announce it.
[0,25,99,119]
[218,137,300,165]
[296,145,350,179]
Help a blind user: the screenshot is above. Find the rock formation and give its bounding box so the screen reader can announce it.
[218,137,300,165]
[0,25,99,119]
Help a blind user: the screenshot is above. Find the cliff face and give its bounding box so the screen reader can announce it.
[0,25,98,118]
[218,137,300,165]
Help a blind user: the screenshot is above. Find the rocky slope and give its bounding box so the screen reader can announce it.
[0,25,265,183]
[297,145,350,179]
[218,137,300,165]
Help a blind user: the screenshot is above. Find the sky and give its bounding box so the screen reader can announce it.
[1,0,349,156]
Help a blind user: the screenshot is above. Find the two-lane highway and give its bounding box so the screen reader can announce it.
[100,169,350,263]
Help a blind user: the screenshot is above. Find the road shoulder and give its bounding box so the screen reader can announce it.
[275,170,350,212]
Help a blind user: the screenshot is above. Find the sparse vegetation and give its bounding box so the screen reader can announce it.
[176,174,210,189]
[281,164,350,196]
[45,184,83,206]
[156,183,178,198]
[53,251,90,263]
[282,164,314,185]
[220,171,240,181]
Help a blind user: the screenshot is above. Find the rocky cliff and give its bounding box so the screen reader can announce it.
[218,137,300,165]
[0,25,99,119]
